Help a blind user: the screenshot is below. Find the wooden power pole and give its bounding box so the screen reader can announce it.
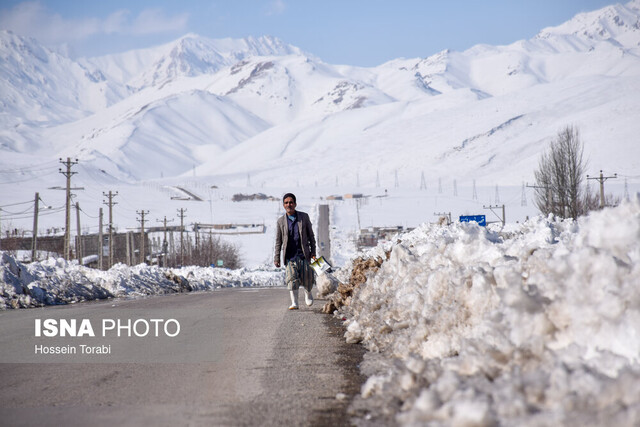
[75,202,82,263]
[137,210,149,264]
[157,216,174,267]
[102,191,118,268]
[98,208,103,270]
[177,208,187,266]
[59,158,78,260]
[587,170,617,208]
[31,192,39,262]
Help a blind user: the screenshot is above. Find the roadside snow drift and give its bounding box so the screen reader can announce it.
[0,256,283,309]
[338,197,640,425]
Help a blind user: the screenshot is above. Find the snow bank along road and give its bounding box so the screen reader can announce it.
[0,287,364,426]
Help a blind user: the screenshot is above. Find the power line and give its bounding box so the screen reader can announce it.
[0,170,58,184]
[0,200,36,208]
[37,194,64,210]
[0,204,35,216]
[0,159,59,173]
[483,204,506,226]
[78,206,99,219]
[1,207,65,221]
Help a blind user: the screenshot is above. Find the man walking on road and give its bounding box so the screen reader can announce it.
[274,193,316,310]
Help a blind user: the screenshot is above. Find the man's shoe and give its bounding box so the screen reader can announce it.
[289,290,299,309]
[304,290,313,307]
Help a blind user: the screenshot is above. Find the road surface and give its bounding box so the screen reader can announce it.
[0,287,364,426]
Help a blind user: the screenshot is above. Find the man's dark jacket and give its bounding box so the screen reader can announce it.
[274,211,316,265]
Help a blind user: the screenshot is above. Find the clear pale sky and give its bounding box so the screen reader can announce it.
[0,0,620,66]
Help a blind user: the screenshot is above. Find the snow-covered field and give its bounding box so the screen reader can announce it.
[337,197,640,426]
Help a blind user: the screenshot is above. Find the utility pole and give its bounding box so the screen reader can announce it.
[420,172,427,190]
[102,191,118,268]
[169,231,175,267]
[98,208,103,270]
[587,170,617,208]
[31,192,39,262]
[125,231,132,265]
[157,216,174,267]
[483,204,505,226]
[75,202,82,263]
[59,158,78,260]
[137,210,149,264]
[177,208,187,266]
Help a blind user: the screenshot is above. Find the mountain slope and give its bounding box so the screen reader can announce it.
[46,87,271,181]
[193,0,640,185]
[81,34,302,91]
[1,1,639,189]
[195,74,640,186]
[0,30,125,152]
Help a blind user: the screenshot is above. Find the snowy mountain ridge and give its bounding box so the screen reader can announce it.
[81,33,303,91]
[537,0,640,43]
[1,1,639,188]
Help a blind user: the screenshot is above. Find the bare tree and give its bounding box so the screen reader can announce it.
[186,234,242,269]
[534,126,587,219]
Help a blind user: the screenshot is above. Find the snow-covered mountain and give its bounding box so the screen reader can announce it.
[0,31,123,153]
[1,1,639,188]
[81,34,302,92]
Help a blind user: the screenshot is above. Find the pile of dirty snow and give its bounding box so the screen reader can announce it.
[339,197,640,426]
[0,254,283,309]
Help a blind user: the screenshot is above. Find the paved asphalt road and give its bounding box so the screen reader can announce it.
[0,287,365,426]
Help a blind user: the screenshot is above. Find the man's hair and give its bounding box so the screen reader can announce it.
[283,193,296,203]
